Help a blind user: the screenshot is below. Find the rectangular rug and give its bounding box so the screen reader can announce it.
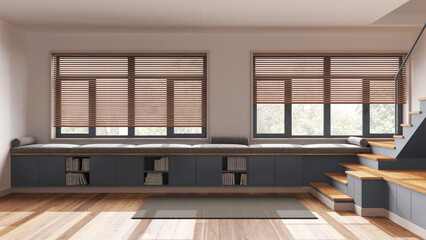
[132,195,317,219]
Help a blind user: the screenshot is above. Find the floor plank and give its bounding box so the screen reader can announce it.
[0,193,421,240]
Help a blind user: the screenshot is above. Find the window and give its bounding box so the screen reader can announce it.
[253,53,405,137]
[54,53,207,138]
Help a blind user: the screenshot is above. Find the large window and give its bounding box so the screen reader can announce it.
[253,53,405,138]
[54,53,207,138]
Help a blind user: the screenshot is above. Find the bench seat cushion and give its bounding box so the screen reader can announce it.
[10,144,79,153]
[191,144,250,153]
[249,143,370,153]
[72,144,135,153]
[131,144,192,153]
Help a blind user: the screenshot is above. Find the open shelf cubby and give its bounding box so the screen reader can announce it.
[65,157,90,186]
[222,156,247,186]
[144,156,169,186]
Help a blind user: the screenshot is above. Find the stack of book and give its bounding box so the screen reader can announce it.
[144,172,163,185]
[227,157,247,171]
[81,158,90,171]
[240,173,247,186]
[154,157,169,171]
[66,157,90,171]
[222,172,235,185]
[66,173,88,186]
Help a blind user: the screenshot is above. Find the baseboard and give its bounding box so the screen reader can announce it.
[353,205,386,217]
[339,205,425,238]
[0,187,12,197]
[385,210,426,239]
[310,188,354,211]
[11,186,313,194]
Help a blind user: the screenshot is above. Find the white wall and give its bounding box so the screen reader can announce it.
[26,27,419,143]
[410,28,426,111]
[0,19,27,191]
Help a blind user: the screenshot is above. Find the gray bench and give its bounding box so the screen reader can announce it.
[10,143,370,154]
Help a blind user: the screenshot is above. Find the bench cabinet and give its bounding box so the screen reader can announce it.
[11,154,356,187]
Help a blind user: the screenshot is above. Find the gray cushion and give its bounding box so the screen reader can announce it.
[211,137,248,145]
[71,144,135,153]
[11,137,36,147]
[302,144,370,153]
[10,144,78,153]
[347,137,368,147]
[191,144,250,153]
[131,144,193,153]
[248,143,370,153]
[249,144,304,153]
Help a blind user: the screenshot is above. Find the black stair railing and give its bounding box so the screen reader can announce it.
[395,23,426,134]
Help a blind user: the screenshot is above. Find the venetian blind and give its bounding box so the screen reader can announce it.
[53,53,207,128]
[253,53,406,104]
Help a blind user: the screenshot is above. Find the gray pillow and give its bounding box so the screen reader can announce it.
[347,137,368,147]
[11,137,36,147]
[211,137,249,145]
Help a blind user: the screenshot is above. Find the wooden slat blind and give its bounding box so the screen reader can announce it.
[53,53,207,128]
[253,53,406,104]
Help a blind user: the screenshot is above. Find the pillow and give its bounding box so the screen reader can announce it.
[11,137,36,147]
[211,137,249,145]
[347,137,368,147]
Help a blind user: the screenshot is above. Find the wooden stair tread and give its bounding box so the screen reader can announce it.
[400,123,412,127]
[340,163,426,195]
[345,171,383,180]
[356,153,396,161]
[368,140,396,149]
[324,173,347,185]
[393,135,404,139]
[409,111,422,115]
[310,183,353,201]
[418,97,426,101]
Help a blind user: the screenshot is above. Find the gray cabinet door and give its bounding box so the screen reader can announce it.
[196,156,222,186]
[11,156,39,186]
[39,156,65,186]
[90,156,117,186]
[275,156,303,186]
[248,156,275,186]
[169,156,196,186]
[117,156,143,186]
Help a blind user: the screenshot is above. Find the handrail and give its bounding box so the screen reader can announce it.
[395,23,426,134]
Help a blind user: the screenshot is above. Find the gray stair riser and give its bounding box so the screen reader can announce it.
[420,100,426,112]
[330,179,348,194]
[370,146,397,158]
[358,157,380,169]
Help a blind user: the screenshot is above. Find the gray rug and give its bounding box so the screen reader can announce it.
[132,195,317,219]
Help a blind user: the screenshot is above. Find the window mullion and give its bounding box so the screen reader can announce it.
[324,57,331,137]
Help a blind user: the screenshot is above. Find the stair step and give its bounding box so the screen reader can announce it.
[310,183,353,201]
[340,163,369,171]
[345,170,383,180]
[393,135,404,139]
[400,123,413,127]
[409,111,422,115]
[356,153,396,161]
[418,97,426,101]
[324,173,347,185]
[368,141,396,149]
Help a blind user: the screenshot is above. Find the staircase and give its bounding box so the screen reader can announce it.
[311,97,426,211]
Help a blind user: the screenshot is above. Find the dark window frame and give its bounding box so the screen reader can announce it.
[252,54,403,138]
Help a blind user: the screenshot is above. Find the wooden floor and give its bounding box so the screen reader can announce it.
[0,193,421,240]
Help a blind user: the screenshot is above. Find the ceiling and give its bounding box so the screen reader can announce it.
[0,0,423,31]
